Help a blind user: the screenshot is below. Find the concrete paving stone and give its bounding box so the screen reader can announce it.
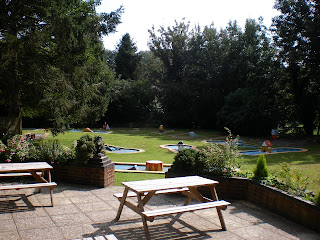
[15,215,55,231]
[0,219,17,232]
[0,231,20,240]
[233,224,298,240]
[37,196,73,206]
[94,192,117,201]
[69,195,102,204]
[12,207,48,219]
[85,209,119,223]
[58,223,98,240]
[259,223,306,240]
[63,188,97,198]
[103,199,121,209]
[76,201,114,212]
[19,227,65,240]
[35,190,66,199]
[206,230,246,240]
[44,204,81,216]
[0,212,13,220]
[51,212,92,227]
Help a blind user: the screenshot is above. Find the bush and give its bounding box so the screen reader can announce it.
[315,191,320,205]
[253,155,269,179]
[32,139,74,164]
[0,135,35,163]
[169,149,207,175]
[74,134,95,165]
[200,143,241,177]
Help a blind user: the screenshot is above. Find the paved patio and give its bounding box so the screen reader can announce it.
[0,182,319,240]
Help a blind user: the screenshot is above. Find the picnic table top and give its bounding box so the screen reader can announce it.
[122,176,219,193]
[0,162,53,173]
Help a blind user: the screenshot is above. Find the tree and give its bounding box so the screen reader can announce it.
[115,33,141,80]
[0,0,123,136]
[148,21,192,127]
[217,19,279,135]
[272,0,320,134]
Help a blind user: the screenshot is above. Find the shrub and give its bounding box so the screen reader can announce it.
[169,149,207,175]
[0,135,35,163]
[74,134,96,165]
[200,143,241,177]
[32,139,74,164]
[315,191,320,205]
[253,155,269,179]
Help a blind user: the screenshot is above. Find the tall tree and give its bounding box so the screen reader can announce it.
[148,21,191,127]
[115,33,140,80]
[0,0,123,136]
[272,0,320,134]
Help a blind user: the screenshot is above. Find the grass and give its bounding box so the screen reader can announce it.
[23,128,320,192]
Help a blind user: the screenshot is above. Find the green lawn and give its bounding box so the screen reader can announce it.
[23,128,320,192]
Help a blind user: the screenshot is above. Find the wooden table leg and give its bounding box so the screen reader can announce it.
[115,187,129,221]
[137,193,150,240]
[48,170,54,206]
[210,185,227,230]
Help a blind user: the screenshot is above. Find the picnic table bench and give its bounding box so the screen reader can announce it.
[0,162,56,206]
[114,176,230,240]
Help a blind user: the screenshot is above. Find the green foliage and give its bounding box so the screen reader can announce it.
[32,140,74,164]
[262,163,311,200]
[106,79,157,126]
[148,19,278,133]
[272,0,320,134]
[0,0,123,135]
[253,155,269,179]
[314,191,320,206]
[0,135,35,163]
[169,149,207,175]
[115,33,141,80]
[200,143,241,177]
[74,134,95,165]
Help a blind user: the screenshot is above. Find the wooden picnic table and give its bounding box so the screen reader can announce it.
[114,176,230,240]
[0,162,57,206]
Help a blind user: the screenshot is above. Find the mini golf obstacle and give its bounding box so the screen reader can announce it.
[146,160,163,171]
[104,145,144,154]
[240,148,308,156]
[114,161,170,174]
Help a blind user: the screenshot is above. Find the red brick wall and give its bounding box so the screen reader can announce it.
[52,155,114,188]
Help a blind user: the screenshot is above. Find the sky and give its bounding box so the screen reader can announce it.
[96,0,280,52]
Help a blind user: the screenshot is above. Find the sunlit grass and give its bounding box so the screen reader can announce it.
[22,128,320,192]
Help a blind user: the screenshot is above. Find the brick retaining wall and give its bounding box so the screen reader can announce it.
[52,154,114,188]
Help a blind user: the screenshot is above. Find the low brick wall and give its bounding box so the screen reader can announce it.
[52,154,114,188]
[165,172,320,233]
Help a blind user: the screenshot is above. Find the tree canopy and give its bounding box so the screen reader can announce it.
[272,0,320,134]
[0,0,123,136]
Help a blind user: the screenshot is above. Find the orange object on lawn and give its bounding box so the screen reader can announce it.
[146,160,163,171]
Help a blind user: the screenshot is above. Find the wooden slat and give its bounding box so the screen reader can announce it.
[123,176,218,193]
[105,234,118,240]
[113,187,189,199]
[142,200,230,219]
[0,162,53,173]
[0,172,42,177]
[0,182,57,191]
[93,236,106,240]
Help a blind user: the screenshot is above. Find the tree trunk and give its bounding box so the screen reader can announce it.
[7,42,22,135]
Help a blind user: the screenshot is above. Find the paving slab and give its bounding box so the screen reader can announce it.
[0,182,319,240]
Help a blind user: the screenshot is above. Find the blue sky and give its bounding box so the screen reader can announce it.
[96,0,280,51]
